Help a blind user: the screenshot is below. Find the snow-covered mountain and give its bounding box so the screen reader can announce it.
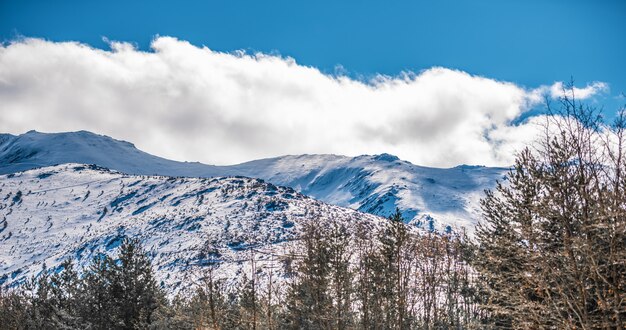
[0,131,507,293]
[230,154,506,231]
[0,130,508,229]
[0,164,384,292]
[0,130,220,177]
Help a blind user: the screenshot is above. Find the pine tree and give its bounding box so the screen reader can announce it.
[0,286,29,330]
[114,237,165,329]
[47,259,84,328]
[354,222,385,329]
[378,208,411,329]
[326,221,354,329]
[284,220,332,329]
[81,253,123,328]
[80,237,165,329]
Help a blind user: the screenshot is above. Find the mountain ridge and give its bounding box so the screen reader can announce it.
[0,130,508,230]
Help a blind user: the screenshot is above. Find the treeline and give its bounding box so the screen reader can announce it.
[281,213,479,329]
[0,213,480,329]
[198,212,480,329]
[0,238,167,329]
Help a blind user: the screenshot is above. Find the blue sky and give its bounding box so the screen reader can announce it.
[0,0,624,166]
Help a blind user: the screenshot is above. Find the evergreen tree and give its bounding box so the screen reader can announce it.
[284,220,332,329]
[326,221,354,329]
[47,259,84,328]
[79,237,165,329]
[114,237,165,329]
[378,208,411,329]
[0,286,29,330]
[81,253,123,328]
[355,222,385,329]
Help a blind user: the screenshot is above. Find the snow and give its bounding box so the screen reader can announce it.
[223,154,507,231]
[0,130,508,231]
[0,130,222,177]
[0,164,385,293]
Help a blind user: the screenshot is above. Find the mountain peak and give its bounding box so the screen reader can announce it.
[0,130,215,177]
[20,130,136,148]
[0,130,507,230]
[373,153,400,162]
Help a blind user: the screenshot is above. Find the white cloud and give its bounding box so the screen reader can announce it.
[0,37,608,167]
[548,81,608,100]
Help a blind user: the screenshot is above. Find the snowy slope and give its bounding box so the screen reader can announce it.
[0,130,508,230]
[0,164,384,293]
[229,154,507,231]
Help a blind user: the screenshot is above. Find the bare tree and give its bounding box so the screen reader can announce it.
[473,82,626,329]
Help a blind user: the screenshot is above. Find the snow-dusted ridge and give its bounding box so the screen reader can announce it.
[0,164,385,292]
[0,130,221,177]
[231,154,508,231]
[0,130,509,230]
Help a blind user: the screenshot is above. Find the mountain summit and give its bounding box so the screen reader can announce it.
[0,130,507,229]
[0,130,220,176]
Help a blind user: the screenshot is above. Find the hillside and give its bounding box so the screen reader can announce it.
[0,164,384,293]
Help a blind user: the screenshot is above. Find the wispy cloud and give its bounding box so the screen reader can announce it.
[548,81,608,100]
[0,37,608,167]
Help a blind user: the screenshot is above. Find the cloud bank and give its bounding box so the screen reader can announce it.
[0,37,607,167]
